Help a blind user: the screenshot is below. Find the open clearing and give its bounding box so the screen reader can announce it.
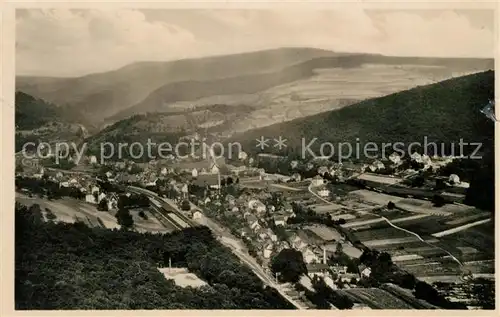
[16,192,120,229]
[342,287,415,309]
[158,267,207,288]
[16,192,175,233]
[347,190,405,206]
[356,174,403,185]
[305,224,343,241]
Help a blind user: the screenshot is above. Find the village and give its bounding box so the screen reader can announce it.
[15,147,494,309]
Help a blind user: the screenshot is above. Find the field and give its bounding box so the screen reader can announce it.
[158,268,208,288]
[437,222,495,260]
[16,192,176,233]
[340,288,415,309]
[310,203,346,214]
[304,224,343,241]
[225,64,474,133]
[347,189,406,206]
[356,174,403,185]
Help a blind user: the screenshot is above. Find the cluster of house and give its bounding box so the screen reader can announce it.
[199,183,374,291]
[19,164,121,211]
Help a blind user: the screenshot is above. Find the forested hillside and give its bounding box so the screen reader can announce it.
[15,203,294,309]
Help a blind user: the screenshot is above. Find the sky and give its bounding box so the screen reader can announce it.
[15,8,495,77]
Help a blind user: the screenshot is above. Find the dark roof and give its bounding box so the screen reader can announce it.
[192,174,219,187]
[307,263,329,272]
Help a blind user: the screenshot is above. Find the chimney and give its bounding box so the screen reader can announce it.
[323,247,327,264]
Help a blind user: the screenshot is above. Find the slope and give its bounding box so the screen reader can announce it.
[113,54,494,122]
[16,47,340,123]
[229,70,495,159]
[15,91,90,152]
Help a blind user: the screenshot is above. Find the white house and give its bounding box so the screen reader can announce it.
[263,243,274,259]
[448,174,460,185]
[291,173,302,182]
[85,194,96,204]
[250,222,262,232]
[145,178,158,187]
[411,152,423,163]
[317,188,330,198]
[238,151,248,161]
[311,175,324,187]
[89,155,97,164]
[191,168,198,178]
[107,195,118,210]
[359,265,372,278]
[324,276,337,289]
[317,166,329,176]
[290,160,299,169]
[268,231,278,242]
[160,167,168,176]
[331,265,348,275]
[372,160,385,170]
[98,192,107,203]
[192,211,203,220]
[421,154,432,167]
[274,215,286,226]
[248,199,266,213]
[302,248,319,264]
[209,163,219,174]
[389,152,401,165]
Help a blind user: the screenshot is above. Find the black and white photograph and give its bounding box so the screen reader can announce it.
[6,1,497,311]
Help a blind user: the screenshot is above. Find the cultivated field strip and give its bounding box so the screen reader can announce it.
[340,288,415,309]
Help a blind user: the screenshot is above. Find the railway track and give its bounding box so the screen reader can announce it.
[128,186,194,230]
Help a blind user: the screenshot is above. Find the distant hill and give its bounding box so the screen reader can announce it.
[15,91,90,152]
[83,104,254,159]
[15,91,64,130]
[15,91,92,129]
[17,47,341,123]
[229,70,495,159]
[17,47,493,126]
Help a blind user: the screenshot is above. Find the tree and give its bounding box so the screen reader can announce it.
[335,242,343,255]
[431,194,446,207]
[181,200,191,211]
[98,198,109,211]
[138,210,148,220]
[411,175,425,187]
[270,249,307,283]
[45,208,57,221]
[465,150,494,212]
[226,177,234,185]
[115,208,134,229]
[387,201,396,210]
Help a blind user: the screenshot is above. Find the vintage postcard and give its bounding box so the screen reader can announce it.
[1,0,497,314]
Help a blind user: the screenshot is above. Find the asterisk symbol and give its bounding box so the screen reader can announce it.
[274,136,287,150]
[255,136,270,150]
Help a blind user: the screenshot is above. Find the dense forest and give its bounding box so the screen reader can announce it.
[15,91,88,130]
[15,203,294,309]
